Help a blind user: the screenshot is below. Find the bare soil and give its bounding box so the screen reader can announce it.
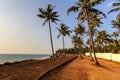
[41,56,120,80]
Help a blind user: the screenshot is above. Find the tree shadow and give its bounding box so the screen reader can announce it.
[92,63,114,72]
[39,59,90,80]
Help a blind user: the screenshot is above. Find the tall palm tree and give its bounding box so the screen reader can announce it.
[56,23,71,54]
[37,4,60,60]
[67,0,106,65]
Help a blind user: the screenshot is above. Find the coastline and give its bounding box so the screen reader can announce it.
[0,54,77,80]
[0,54,51,65]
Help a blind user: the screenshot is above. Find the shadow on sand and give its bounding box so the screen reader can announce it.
[39,59,89,80]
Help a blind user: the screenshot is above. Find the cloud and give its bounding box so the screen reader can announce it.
[106,2,113,8]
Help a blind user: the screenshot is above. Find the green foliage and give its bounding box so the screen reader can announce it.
[56,23,71,38]
[37,4,60,25]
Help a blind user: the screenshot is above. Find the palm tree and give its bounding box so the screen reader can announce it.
[112,32,119,40]
[72,35,84,58]
[95,30,111,52]
[111,39,119,53]
[73,23,85,58]
[37,4,60,60]
[56,23,71,54]
[111,20,120,33]
[67,0,106,65]
[74,24,86,36]
[111,32,119,53]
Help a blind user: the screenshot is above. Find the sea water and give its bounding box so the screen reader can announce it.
[0,54,51,64]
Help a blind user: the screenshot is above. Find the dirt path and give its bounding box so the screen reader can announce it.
[41,56,120,80]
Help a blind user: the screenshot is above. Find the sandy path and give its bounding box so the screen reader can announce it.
[41,57,120,80]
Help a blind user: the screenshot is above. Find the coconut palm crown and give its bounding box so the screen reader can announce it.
[56,23,71,54]
[73,23,86,36]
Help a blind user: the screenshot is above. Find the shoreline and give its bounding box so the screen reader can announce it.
[0,54,51,65]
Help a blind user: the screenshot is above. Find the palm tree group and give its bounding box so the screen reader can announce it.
[67,0,106,65]
[37,0,120,65]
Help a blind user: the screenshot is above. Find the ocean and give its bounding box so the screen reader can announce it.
[0,54,51,64]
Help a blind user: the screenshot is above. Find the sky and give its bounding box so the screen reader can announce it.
[0,0,119,54]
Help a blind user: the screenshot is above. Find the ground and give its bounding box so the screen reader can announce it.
[41,56,120,80]
[0,55,76,80]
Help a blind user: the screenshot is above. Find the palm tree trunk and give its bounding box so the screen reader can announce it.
[91,35,99,65]
[89,40,94,61]
[85,11,99,65]
[48,21,55,60]
[115,36,117,41]
[62,35,65,54]
[78,45,83,59]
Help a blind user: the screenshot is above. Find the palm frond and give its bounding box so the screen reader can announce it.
[88,0,105,7]
[42,19,49,25]
[90,8,106,18]
[113,2,120,7]
[108,7,120,14]
[67,6,79,15]
[37,14,45,18]
[39,8,45,14]
[57,33,61,38]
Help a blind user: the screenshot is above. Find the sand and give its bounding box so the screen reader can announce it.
[40,56,120,80]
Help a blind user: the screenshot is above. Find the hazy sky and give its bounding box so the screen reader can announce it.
[0,0,118,54]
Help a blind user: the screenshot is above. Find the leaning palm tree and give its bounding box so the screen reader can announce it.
[56,23,71,54]
[67,0,106,65]
[86,26,98,60]
[37,4,60,60]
